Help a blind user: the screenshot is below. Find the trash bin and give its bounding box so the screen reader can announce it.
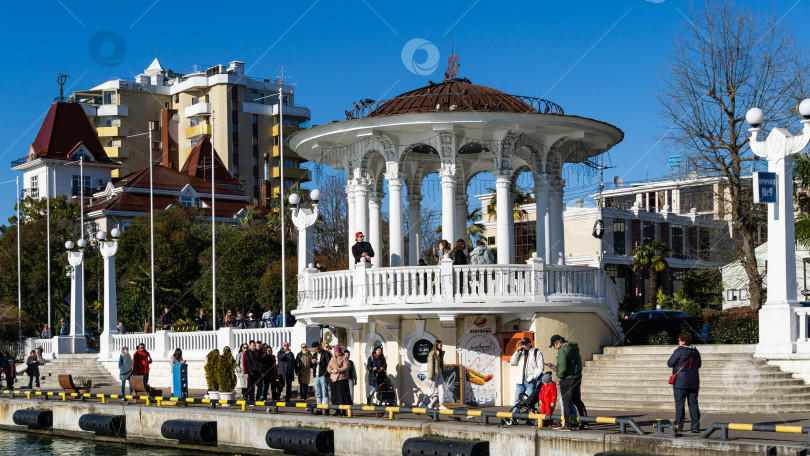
[172,362,188,399]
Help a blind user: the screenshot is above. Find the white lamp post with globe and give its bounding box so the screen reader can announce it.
[98,228,121,359]
[290,189,321,274]
[748,99,810,357]
[62,238,87,354]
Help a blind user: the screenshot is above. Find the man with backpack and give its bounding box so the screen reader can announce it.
[509,337,543,406]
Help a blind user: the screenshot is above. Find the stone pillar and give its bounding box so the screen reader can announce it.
[99,238,119,359]
[440,168,457,247]
[534,174,550,263]
[455,194,467,246]
[494,173,513,264]
[407,195,423,265]
[66,249,87,354]
[354,179,369,243]
[291,204,320,274]
[345,180,356,266]
[549,179,566,265]
[369,192,383,268]
[388,176,405,266]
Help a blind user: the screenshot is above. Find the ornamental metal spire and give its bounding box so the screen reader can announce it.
[444,35,459,79]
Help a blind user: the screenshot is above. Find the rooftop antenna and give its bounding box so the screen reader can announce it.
[57,73,70,102]
[444,34,460,79]
[597,152,616,209]
[276,65,291,85]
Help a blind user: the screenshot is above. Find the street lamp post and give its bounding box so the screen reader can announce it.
[278,88,287,327]
[748,99,810,357]
[290,189,321,274]
[64,239,87,354]
[97,228,120,359]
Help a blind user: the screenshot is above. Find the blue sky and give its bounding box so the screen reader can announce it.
[1,0,808,221]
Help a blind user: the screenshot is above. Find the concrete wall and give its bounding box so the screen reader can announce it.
[0,398,801,456]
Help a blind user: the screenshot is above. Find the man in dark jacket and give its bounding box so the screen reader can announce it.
[159,307,174,329]
[667,332,702,433]
[311,341,332,415]
[550,334,587,431]
[276,342,295,401]
[351,232,374,264]
[244,340,261,400]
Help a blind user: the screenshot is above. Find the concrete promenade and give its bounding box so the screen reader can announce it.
[1,387,810,455]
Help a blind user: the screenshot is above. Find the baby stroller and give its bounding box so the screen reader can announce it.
[502,391,539,426]
[369,370,397,406]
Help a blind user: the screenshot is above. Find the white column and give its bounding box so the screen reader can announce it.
[549,179,566,265]
[455,195,467,245]
[369,193,382,268]
[494,173,513,264]
[388,176,405,266]
[291,204,320,274]
[99,238,119,359]
[345,180,356,266]
[354,179,369,241]
[65,249,87,354]
[533,174,550,263]
[407,195,423,265]
[440,167,457,246]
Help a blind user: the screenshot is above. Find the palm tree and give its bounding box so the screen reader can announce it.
[237,205,262,228]
[486,187,534,222]
[435,204,486,245]
[632,240,674,309]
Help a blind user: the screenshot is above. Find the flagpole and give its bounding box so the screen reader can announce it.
[149,125,156,333]
[279,88,286,328]
[47,168,52,335]
[211,111,217,331]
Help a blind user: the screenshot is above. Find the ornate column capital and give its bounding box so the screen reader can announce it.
[99,240,118,259]
[406,194,424,204]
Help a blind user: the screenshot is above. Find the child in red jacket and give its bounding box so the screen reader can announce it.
[537,372,557,427]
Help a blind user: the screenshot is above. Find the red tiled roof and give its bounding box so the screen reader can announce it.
[115,164,242,196]
[30,102,110,161]
[86,192,268,218]
[367,78,538,117]
[181,136,242,188]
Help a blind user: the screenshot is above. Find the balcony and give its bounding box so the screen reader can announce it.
[97,104,129,116]
[296,261,621,332]
[272,166,310,181]
[185,123,212,139]
[96,126,128,137]
[242,102,311,119]
[104,146,129,158]
[184,102,211,118]
[272,124,303,136]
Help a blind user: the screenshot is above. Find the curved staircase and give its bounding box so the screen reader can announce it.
[580,344,810,413]
[28,354,118,390]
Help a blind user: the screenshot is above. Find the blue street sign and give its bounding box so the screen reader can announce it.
[754,172,778,203]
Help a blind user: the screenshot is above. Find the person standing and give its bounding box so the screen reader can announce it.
[133,343,153,385]
[276,342,295,401]
[667,332,702,433]
[2,352,15,389]
[351,232,374,264]
[195,310,207,330]
[419,340,448,410]
[344,349,357,403]
[469,240,495,264]
[117,320,126,334]
[119,346,133,396]
[296,343,313,400]
[327,345,351,416]
[311,341,332,415]
[365,346,387,405]
[314,260,326,272]
[159,307,173,330]
[25,350,40,390]
[259,346,278,401]
[550,334,587,431]
[245,341,261,401]
[169,348,185,394]
[59,318,69,336]
[40,324,51,339]
[224,310,235,327]
[234,343,248,398]
[261,306,275,328]
[509,337,543,405]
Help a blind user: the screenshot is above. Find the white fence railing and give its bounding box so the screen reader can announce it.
[298,256,618,319]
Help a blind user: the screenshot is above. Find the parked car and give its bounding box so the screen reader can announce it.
[84,330,100,343]
[629,310,690,320]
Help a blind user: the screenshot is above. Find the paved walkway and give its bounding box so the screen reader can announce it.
[10,385,810,447]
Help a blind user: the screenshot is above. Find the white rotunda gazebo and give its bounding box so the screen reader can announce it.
[288,76,624,407]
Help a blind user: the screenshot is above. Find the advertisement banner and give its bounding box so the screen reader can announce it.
[464,315,496,335]
[460,334,501,407]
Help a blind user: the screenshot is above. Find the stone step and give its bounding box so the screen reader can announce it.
[580,399,810,413]
[580,384,810,395]
[581,377,809,388]
[602,345,756,355]
[582,366,787,375]
[591,353,764,361]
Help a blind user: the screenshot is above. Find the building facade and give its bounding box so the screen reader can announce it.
[66,58,311,204]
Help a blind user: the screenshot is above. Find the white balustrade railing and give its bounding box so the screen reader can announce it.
[26,338,54,357]
[233,327,294,350]
[167,331,217,355]
[796,308,810,343]
[297,257,617,313]
[111,333,156,354]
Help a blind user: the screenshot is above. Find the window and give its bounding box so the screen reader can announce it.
[613,219,626,254]
[740,289,749,300]
[253,137,258,146]
[606,264,620,278]
[232,122,238,133]
[487,236,495,245]
[680,185,714,212]
[191,97,198,105]
[727,290,739,301]
[173,94,179,103]
[252,114,258,124]
[264,162,270,180]
[232,144,238,156]
[164,102,169,109]
[72,175,91,196]
[253,157,258,166]
[642,221,654,244]
[253,178,259,186]
[672,269,686,280]
[283,180,293,189]
[205,94,209,103]
[180,197,199,207]
[85,221,98,236]
[190,118,199,127]
[604,195,635,210]
[282,96,288,105]
[29,176,39,198]
[699,227,711,259]
[514,220,536,264]
[122,220,132,230]
[283,159,295,168]
[671,225,684,259]
[103,91,116,105]
[233,165,239,176]
[232,100,239,111]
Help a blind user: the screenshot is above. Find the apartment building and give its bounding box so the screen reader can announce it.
[66,58,311,205]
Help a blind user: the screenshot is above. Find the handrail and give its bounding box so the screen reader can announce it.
[0,389,644,434]
[345,92,565,119]
[702,422,810,443]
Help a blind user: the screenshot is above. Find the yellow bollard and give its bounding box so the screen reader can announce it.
[388,410,395,420]
[347,408,352,418]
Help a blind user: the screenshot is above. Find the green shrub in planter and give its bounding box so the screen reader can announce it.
[204,349,220,392]
[647,330,671,345]
[218,346,237,393]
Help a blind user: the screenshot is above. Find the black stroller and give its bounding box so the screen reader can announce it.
[368,370,397,406]
[502,391,539,426]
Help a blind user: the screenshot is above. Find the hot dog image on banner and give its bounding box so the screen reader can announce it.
[461,317,501,406]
